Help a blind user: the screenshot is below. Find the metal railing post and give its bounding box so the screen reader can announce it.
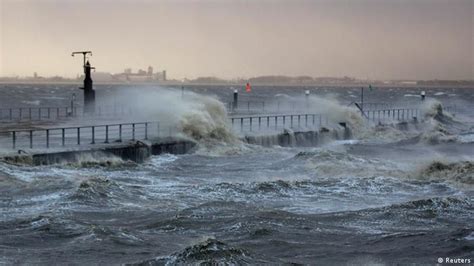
[77,128,81,145]
[12,131,16,149]
[91,126,95,144]
[119,124,123,141]
[29,130,33,149]
[105,125,109,143]
[241,118,243,132]
[132,123,135,140]
[258,117,261,130]
[145,122,148,140]
[275,116,278,130]
[250,117,253,131]
[62,128,65,146]
[46,129,49,148]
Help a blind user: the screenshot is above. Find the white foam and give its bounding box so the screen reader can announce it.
[457,133,474,143]
[148,154,178,169]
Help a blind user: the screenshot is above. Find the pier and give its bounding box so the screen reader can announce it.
[0,97,460,166]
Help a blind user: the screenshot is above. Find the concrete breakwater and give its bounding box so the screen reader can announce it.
[2,137,197,166]
[1,126,350,166]
[243,126,351,147]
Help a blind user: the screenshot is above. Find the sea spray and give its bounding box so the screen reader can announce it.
[174,93,256,155]
[101,87,246,154]
[417,99,466,144]
[304,95,403,142]
[178,94,237,143]
[306,95,365,131]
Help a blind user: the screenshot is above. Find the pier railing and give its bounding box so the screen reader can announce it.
[1,121,161,150]
[227,100,309,114]
[363,108,420,122]
[230,113,330,133]
[0,105,134,122]
[362,105,457,123]
[0,106,77,121]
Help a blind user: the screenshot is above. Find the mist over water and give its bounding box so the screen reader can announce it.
[0,84,473,264]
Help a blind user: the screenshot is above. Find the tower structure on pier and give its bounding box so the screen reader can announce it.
[72,51,95,114]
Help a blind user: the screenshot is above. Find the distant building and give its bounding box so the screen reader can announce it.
[112,66,167,82]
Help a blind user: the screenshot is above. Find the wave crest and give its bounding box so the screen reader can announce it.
[419,161,474,185]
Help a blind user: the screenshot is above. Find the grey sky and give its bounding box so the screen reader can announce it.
[0,0,473,80]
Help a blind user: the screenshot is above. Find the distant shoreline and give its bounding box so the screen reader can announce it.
[0,80,473,88]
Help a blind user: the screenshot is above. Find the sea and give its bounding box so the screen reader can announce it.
[0,84,473,265]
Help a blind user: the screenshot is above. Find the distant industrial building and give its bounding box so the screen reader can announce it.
[113,66,167,82]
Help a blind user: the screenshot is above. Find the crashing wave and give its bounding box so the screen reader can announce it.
[417,161,474,185]
[416,99,468,144]
[178,95,237,143]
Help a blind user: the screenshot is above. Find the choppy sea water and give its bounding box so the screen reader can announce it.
[0,84,473,264]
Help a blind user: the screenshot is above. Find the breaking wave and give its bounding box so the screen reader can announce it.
[135,238,256,265]
[417,99,468,144]
[178,94,237,144]
[417,161,474,185]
